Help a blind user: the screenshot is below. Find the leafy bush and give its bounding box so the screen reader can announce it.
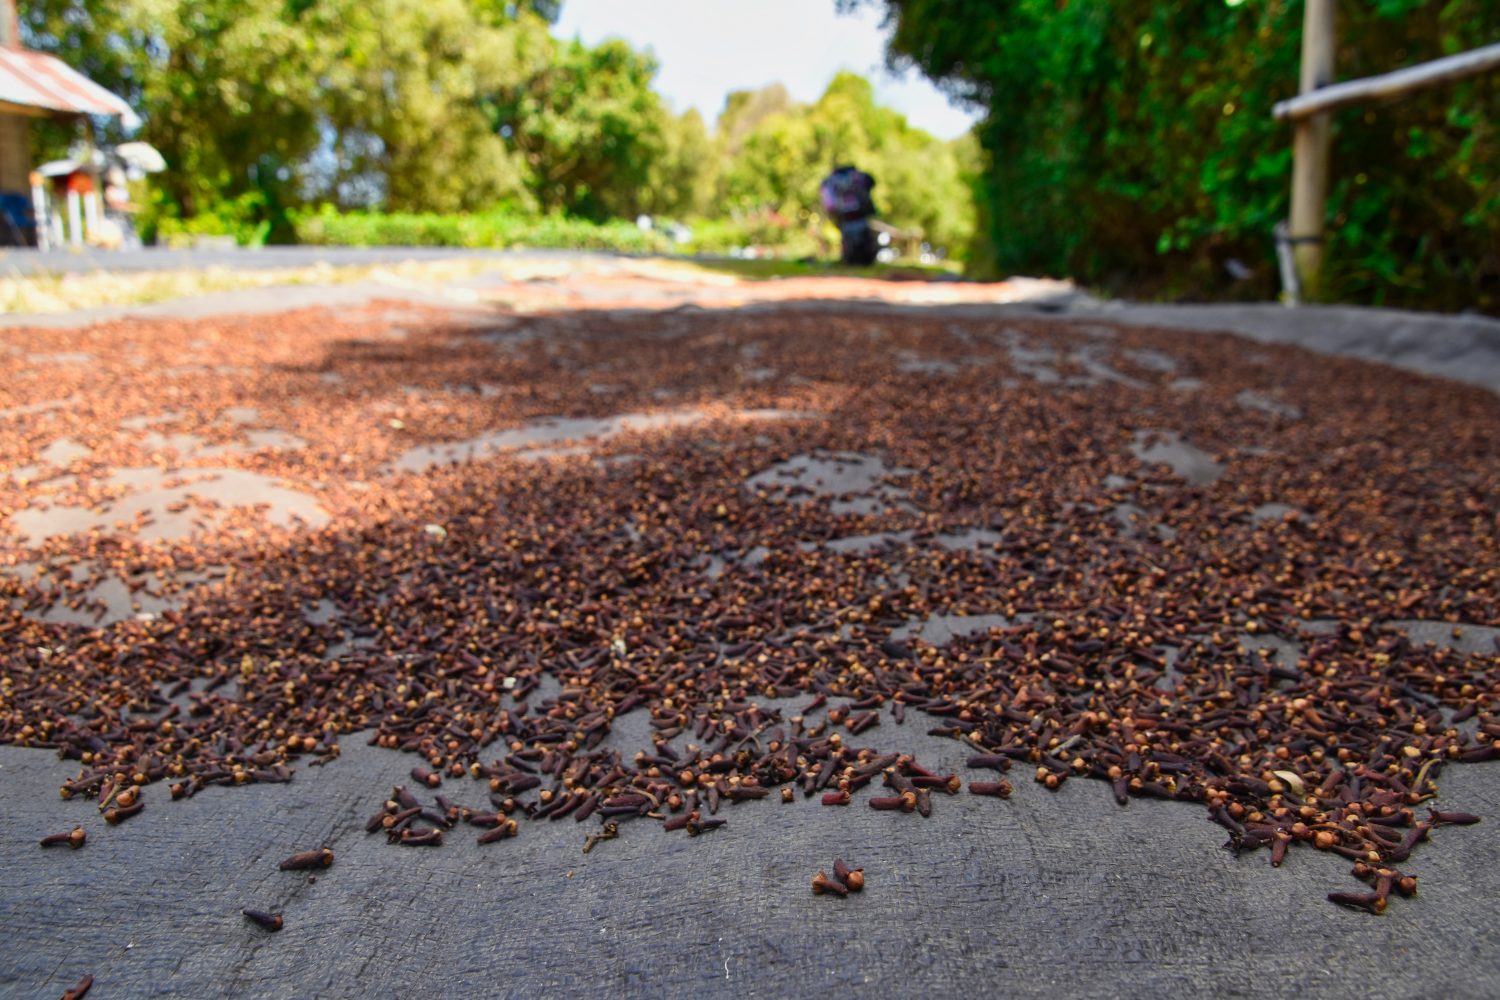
[290,206,833,258]
[291,206,678,254]
[152,191,274,248]
[678,212,827,258]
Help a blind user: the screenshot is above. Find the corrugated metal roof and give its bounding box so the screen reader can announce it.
[0,47,139,127]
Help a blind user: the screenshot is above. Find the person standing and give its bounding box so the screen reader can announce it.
[819,164,879,266]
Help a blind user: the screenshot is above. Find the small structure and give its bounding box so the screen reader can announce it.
[869,219,923,261]
[0,0,138,247]
[33,153,103,249]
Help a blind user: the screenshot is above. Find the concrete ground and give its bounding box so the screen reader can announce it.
[2,253,1498,999]
[7,246,1496,393]
[0,244,536,276]
[4,724,1497,1000]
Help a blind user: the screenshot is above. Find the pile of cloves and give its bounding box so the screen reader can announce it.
[2,300,1497,913]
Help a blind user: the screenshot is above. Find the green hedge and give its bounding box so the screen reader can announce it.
[288,206,831,258]
[149,202,835,259]
[680,214,824,259]
[151,191,275,248]
[291,206,680,253]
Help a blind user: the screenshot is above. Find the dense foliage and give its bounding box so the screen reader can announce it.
[850,0,1500,310]
[21,0,556,237]
[291,206,677,253]
[288,205,852,259]
[19,0,972,256]
[717,72,974,253]
[488,37,710,220]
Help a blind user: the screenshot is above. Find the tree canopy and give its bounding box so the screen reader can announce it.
[17,0,972,255]
[490,37,694,220]
[21,0,553,225]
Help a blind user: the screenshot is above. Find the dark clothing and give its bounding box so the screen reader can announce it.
[837,218,879,266]
[820,166,878,266]
[820,166,876,221]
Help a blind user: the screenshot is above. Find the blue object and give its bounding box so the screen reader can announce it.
[0,192,38,246]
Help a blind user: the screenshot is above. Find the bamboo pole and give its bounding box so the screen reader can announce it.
[1288,0,1335,300]
[1275,43,1500,122]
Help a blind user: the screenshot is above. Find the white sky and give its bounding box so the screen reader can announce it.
[551,0,983,140]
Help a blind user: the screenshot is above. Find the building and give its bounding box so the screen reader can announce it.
[0,0,138,245]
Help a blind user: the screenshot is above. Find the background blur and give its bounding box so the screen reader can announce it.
[14,0,1500,311]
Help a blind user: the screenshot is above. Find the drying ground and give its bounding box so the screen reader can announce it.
[2,272,1498,999]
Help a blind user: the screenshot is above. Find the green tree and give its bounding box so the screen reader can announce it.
[19,0,977,261]
[716,72,975,254]
[22,0,325,220]
[490,37,675,220]
[717,83,793,157]
[18,0,137,155]
[314,0,546,213]
[20,0,558,222]
[645,109,715,218]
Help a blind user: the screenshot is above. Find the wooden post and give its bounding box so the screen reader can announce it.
[0,0,17,48]
[0,114,29,192]
[1289,0,1335,299]
[30,170,49,249]
[83,115,103,242]
[66,186,82,246]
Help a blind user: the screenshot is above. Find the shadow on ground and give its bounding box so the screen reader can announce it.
[2,294,1498,999]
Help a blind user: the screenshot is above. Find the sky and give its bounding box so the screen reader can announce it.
[551,0,983,140]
